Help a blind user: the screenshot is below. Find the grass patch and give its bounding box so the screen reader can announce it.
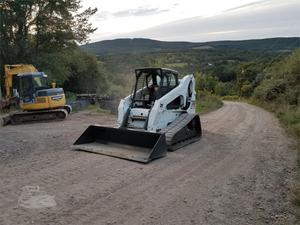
[221,95,240,101]
[196,91,223,114]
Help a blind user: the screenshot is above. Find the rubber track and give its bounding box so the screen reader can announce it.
[10,108,68,125]
[161,113,201,150]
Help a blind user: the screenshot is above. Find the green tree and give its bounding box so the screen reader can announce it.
[240,83,253,97]
[237,64,257,97]
[196,72,218,93]
[0,0,103,94]
[215,82,237,96]
[202,74,218,93]
[63,49,108,93]
[0,0,97,65]
[253,49,300,105]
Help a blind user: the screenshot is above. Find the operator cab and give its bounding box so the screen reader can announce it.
[18,72,63,103]
[133,68,179,108]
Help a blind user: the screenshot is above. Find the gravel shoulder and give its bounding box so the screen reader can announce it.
[0,102,297,225]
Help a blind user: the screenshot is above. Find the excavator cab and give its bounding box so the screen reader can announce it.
[18,72,48,102]
[17,72,67,112]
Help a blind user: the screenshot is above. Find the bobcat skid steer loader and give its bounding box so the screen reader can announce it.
[73,68,202,163]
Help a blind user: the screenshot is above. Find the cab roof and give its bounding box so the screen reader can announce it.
[135,67,178,74]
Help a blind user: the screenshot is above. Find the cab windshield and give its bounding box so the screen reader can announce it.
[33,75,48,90]
[19,74,49,99]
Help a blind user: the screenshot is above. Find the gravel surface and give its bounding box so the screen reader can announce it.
[0,102,297,225]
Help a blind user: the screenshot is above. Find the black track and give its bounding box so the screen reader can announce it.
[9,108,68,125]
[162,113,202,151]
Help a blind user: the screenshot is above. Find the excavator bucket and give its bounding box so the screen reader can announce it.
[73,125,167,163]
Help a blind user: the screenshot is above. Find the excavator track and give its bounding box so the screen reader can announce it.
[162,113,202,151]
[8,108,68,125]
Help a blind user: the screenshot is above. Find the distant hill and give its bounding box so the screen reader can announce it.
[81,38,201,54]
[81,37,300,55]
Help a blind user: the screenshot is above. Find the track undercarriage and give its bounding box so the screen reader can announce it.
[2,105,71,126]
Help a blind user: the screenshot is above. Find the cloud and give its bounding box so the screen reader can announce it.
[224,0,273,12]
[95,11,111,21]
[113,7,169,17]
[95,6,170,20]
[97,0,300,42]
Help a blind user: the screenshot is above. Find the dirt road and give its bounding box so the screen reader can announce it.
[0,102,297,225]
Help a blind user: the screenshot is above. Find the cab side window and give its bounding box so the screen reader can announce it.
[168,73,177,88]
[161,75,168,87]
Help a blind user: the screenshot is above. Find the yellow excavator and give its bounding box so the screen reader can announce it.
[1,64,71,125]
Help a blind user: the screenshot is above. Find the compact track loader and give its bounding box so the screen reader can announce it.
[74,68,202,163]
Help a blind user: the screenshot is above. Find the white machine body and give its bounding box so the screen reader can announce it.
[118,74,196,133]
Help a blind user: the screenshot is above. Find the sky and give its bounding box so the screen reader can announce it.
[81,0,300,42]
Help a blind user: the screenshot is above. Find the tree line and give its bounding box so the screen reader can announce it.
[0,0,107,94]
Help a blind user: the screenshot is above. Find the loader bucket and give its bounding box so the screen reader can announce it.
[73,125,167,163]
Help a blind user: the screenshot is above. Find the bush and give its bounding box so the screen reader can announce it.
[196,90,223,114]
[253,79,287,101]
[286,85,300,105]
[221,95,240,101]
[65,91,77,102]
[241,84,253,97]
[214,82,227,96]
[215,82,236,96]
[279,108,300,135]
[196,73,218,93]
